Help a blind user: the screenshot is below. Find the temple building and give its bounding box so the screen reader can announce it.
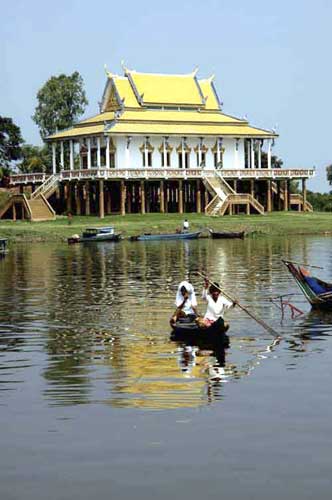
[2,66,315,221]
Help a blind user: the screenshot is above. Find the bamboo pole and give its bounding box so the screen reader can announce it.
[196,271,280,338]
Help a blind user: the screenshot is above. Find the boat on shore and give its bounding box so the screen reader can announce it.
[209,229,245,239]
[68,227,122,244]
[130,231,201,241]
[0,238,8,257]
[283,259,332,309]
[170,317,229,347]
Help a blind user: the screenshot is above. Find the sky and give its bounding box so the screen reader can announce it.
[1,0,332,192]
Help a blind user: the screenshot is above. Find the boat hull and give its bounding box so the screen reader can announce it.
[170,317,229,347]
[209,230,245,239]
[68,234,122,244]
[131,231,201,241]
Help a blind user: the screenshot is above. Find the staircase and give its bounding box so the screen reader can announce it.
[31,174,59,200]
[0,193,56,221]
[271,182,313,212]
[203,171,264,216]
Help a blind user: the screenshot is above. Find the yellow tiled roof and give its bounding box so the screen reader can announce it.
[113,76,140,108]
[48,124,105,140]
[198,79,220,111]
[128,71,204,106]
[79,111,115,125]
[119,110,245,124]
[108,122,276,137]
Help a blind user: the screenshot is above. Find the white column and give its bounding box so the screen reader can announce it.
[163,137,166,167]
[60,141,64,170]
[181,138,185,168]
[70,140,74,170]
[87,138,91,169]
[106,136,110,169]
[97,137,101,168]
[246,139,251,168]
[235,139,239,169]
[52,143,56,174]
[250,139,255,169]
[258,140,262,169]
[79,139,82,169]
[198,138,202,167]
[144,143,148,167]
[125,136,131,168]
[267,139,272,169]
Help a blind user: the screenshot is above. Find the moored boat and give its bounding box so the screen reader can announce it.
[130,231,201,241]
[283,259,332,309]
[209,229,245,239]
[68,226,122,244]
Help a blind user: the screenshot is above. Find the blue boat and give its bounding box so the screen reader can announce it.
[130,231,201,241]
[68,227,122,244]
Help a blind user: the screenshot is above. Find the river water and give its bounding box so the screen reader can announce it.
[1,236,332,499]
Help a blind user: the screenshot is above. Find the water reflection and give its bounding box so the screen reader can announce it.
[0,236,332,409]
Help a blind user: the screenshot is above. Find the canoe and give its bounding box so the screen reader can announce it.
[170,317,229,348]
[130,231,201,241]
[283,259,332,309]
[209,229,245,239]
[68,227,122,244]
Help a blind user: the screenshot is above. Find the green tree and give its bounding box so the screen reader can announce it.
[0,116,23,169]
[18,144,52,173]
[326,164,332,185]
[32,72,88,138]
[261,150,283,169]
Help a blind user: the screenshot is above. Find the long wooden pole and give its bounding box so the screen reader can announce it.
[196,272,280,338]
[282,259,323,270]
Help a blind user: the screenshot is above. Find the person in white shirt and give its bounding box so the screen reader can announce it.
[171,280,198,325]
[182,219,189,232]
[199,279,236,329]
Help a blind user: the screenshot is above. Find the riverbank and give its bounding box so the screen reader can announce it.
[0,212,332,243]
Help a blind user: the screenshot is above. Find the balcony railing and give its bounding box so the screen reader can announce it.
[9,167,315,185]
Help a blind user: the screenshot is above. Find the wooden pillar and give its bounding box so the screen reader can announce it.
[120,180,126,216]
[246,203,250,215]
[250,179,255,197]
[277,181,282,211]
[233,180,238,193]
[85,181,90,215]
[160,180,165,213]
[66,182,72,212]
[140,181,145,214]
[52,143,56,174]
[76,183,81,215]
[99,179,104,219]
[12,203,16,221]
[283,180,288,211]
[229,203,233,216]
[267,180,272,212]
[302,178,307,212]
[106,184,111,214]
[196,179,201,213]
[178,180,183,214]
[204,188,209,212]
[127,184,132,214]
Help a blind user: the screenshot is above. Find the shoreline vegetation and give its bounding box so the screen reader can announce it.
[0,212,332,243]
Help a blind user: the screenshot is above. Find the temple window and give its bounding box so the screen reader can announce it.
[108,137,116,168]
[194,140,208,167]
[159,138,173,167]
[176,138,191,169]
[140,137,154,167]
[212,138,225,168]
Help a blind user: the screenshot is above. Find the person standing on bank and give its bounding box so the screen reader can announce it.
[183,219,189,232]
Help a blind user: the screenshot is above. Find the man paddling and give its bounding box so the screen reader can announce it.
[196,278,236,330]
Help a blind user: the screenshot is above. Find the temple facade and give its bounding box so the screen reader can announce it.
[5,66,315,220]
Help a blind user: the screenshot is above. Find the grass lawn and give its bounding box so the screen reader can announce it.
[0,211,332,243]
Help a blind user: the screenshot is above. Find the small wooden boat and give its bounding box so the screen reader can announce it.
[130,231,201,241]
[170,317,229,347]
[68,227,121,244]
[283,259,332,309]
[0,238,8,257]
[209,229,245,239]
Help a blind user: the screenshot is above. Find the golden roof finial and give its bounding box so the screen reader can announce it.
[121,60,129,74]
[191,66,199,77]
[104,64,112,78]
[208,74,215,82]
